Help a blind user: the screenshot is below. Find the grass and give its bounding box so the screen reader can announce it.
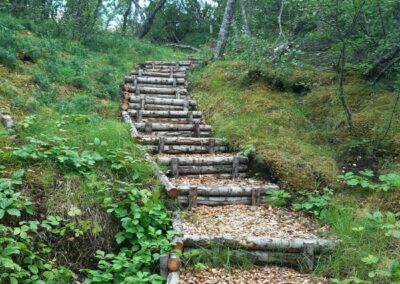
[191,59,400,283]
[191,61,338,191]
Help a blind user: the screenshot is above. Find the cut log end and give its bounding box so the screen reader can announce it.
[167,187,178,198]
[121,102,129,110]
[167,255,181,272]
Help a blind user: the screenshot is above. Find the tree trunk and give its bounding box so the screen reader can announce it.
[214,0,236,58]
[240,0,251,36]
[277,0,285,38]
[122,0,133,33]
[137,0,167,39]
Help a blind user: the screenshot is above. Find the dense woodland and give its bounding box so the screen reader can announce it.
[0,0,399,283]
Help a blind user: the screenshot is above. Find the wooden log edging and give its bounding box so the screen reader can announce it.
[157,155,248,166]
[180,235,338,253]
[121,110,177,198]
[177,184,279,196]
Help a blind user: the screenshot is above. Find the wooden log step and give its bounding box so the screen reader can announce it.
[140,137,226,146]
[128,110,202,119]
[138,118,201,124]
[124,85,187,95]
[143,65,187,71]
[124,76,186,85]
[129,94,190,100]
[129,96,196,107]
[183,247,311,268]
[170,164,248,175]
[140,131,211,137]
[177,195,265,205]
[145,60,193,66]
[146,145,228,154]
[128,103,186,111]
[131,70,186,78]
[180,235,336,253]
[177,184,278,196]
[158,155,248,166]
[135,122,212,132]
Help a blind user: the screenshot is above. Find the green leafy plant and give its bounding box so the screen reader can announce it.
[238,145,256,157]
[292,188,332,220]
[338,170,400,191]
[264,189,292,206]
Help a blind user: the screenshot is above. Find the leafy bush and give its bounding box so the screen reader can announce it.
[338,170,400,191]
[0,47,17,68]
[292,188,332,220]
[264,189,291,206]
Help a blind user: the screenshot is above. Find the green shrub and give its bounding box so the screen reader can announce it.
[0,47,17,68]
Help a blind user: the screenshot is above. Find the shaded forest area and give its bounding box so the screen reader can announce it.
[0,0,399,283]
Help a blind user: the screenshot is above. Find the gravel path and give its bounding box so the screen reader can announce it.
[179,266,332,284]
[181,205,330,239]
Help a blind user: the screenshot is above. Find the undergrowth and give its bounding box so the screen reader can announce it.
[0,13,187,283]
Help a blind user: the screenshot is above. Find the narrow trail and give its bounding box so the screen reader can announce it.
[121,60,336,283]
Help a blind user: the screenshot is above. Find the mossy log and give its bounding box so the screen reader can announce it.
[181,235,336,253]
[177,184,278,196]
[158,155,248,166]
[128,110,202,118]
[135,122,212,131]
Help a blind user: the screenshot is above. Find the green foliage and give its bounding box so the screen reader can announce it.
[264,189,291,206]
[338,171,400,192]
[0,46,17,68]
[292,188,332,220]
[84,184,173,283]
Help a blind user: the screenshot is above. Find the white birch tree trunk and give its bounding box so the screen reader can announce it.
[214,0,236,58]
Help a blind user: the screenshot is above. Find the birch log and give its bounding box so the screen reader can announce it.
[131,70,186,78]
[135,122,212,131]
[177,184,278,196]
[181,235,337,253]
[124,85,187,95]
[129,96,196,106]
[124,76,186,85]
[175,164,248,175]
[141,136,225,145]
[146,145,228,154]
[157,155,248,166]
[128,110,202,118]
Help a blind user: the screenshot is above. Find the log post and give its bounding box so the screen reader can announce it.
[175,90,180,100]
[194,122,200,138]
[232,156,240,178]
[251,188,261,206]
[183,100,189,112]
[209,138,215,154]
[158,137,165,154]
[140,94,145,110]
[303,244,315,272]
[187,111,193,123]
[188,186,198,208]
[160,254,169,278]
[171,157,179,177]
[145,122,152,134]
[137,110,143,122]
[173,78,177,88]
[170,66,173,78]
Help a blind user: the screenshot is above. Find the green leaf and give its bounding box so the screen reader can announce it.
[7,208,21,217]
[9,277,18,284]
[28,264,39,274]
[11,169,25,180]
[0,209,5,219]
[347,179,359,186]
[115,233,126,244]
[361,255,379,265]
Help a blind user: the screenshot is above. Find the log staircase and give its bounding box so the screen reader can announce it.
[121,60,336,283]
